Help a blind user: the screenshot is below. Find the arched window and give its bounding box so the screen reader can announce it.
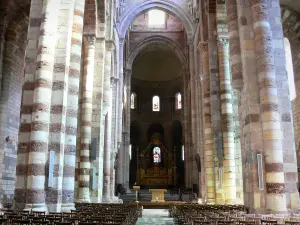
[284,38,296,101]
[152,95,160,111]
[153,147,161,163]
[131,92,137,109]
[129,144,132,160]
[182,145,184,161]
[148,9,165,28]
[175,92,182,110]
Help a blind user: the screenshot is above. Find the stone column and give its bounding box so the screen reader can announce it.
[198,42,215,203]
[182,72,189,187]
[91,38,106,203]
[226,0,244,204]
[110,76,119,201]
[217,37,236,204]
[189,43,198,187]
[22,0,60,212]
[226,0,243,89]
[123,69,132,191]
[117,40,125,187]
[62,0,85,211]
[77,35,96,203]
[102,41,115,202]
[47,0,75,212]
[251,0,286,212]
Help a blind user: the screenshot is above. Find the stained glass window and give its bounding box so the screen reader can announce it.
[131,92,137,109]
[153,147,161,163]
[284,38,296,101]
[175,93,182,110]
[152,95,160,111]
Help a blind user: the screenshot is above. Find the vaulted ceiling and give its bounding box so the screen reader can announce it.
[132,43,182,82]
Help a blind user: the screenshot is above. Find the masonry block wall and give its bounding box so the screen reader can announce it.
[0,0,30,204]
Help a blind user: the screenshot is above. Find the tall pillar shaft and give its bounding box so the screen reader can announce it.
[103,98,112,202]
[182,72,190,187]
[217,38,236,204]
[123,69,132,191]
[117,40,125,187]
[198,43,215,203]
[47,0,75,212]
[77,35,96,203]
[62,0,85,211]
[23,0,59,212]
[91,39,106,202]
[102,41,114,202]
[251,0,286,212]
[110,77,119,200]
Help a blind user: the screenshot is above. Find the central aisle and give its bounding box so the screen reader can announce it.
[135,209,174,225]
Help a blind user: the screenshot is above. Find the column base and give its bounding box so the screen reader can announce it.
[61,203,75,212]
[111,196,123,203]
[24,203,48,212]
[90,197,101,203]
[102,197,111,203]
[47,204,62,213]
[76,198,91,203]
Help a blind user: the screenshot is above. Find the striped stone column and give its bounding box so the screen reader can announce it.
[198,42,215,203]
[47,0,75,212]
[62,0,85,211]
[77,35,96,203]
[15,0,43,211]
[251,0,286,212]
[217,37,236,204]
[226,0,243,90]
[102,41,115,202]
[24,0,60,212]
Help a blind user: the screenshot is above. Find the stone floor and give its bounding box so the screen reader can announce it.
[135,217,174,225]
[135,209,175,225]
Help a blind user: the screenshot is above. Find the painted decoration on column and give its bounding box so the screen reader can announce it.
[153,147,161,163]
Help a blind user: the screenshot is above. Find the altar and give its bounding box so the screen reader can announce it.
[136,133,175,187]
[149,189,167,202]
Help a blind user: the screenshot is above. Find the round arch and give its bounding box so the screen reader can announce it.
[127,35,187,70]
[118,0,194,39]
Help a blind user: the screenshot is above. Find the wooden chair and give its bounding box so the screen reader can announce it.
[261,219,278,225]
[285,222,300,225]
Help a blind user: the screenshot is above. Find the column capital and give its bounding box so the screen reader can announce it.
[83,35,96,46]
[250,0,271,6]
[106,40,116,51]
[217,37,229,48]
[197,42,208,52]
[119,38,125,47]
[124,69,132,77]
[111,76,119,85]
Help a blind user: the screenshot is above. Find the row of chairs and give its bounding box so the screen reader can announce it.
[169,204,300,225]
[0,203,139,225]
